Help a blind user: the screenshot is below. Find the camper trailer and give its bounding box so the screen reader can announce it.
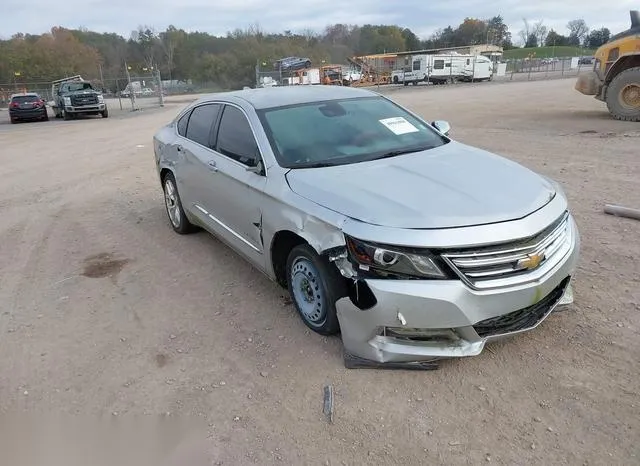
[299,68,321,85]
[460,55,494,81]
[402,54,467,85]
[402,54,494,85]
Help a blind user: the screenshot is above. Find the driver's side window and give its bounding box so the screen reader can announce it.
[216,105,260,167]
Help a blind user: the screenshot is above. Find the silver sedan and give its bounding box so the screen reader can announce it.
[153,86,580,369]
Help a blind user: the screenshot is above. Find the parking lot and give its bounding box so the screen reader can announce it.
[1,78,639,465]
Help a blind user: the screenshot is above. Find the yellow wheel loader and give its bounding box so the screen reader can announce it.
[575,10,640,121]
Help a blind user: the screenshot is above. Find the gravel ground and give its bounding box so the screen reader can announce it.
[0,78,639,465]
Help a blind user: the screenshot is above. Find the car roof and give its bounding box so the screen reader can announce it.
[195,86,380,110]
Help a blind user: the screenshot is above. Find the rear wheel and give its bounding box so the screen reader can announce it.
[162,172,197,234]
[606,67,640,122]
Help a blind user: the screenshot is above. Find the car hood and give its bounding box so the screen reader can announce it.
[285,141,557,229]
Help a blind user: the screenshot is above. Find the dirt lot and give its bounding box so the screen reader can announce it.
[1,79,639,465]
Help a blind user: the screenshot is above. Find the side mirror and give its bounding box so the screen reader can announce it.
[432,120,451,136]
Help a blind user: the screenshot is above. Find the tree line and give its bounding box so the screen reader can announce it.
[518,18,610,49]
[0,15,611,91]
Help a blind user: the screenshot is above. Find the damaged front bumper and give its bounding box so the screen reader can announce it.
[336,223,580,368]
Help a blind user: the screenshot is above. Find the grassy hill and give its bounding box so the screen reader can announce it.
[504,46,595,59]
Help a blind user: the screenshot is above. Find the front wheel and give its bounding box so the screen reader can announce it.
[102,108,109,118]
[606,67,640,122]
[62,110,72,121]
[286,244,346,336]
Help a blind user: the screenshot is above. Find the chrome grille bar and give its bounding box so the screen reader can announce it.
[441,212,572,290]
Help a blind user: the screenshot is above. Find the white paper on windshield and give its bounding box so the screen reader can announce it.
[379,117,419,135]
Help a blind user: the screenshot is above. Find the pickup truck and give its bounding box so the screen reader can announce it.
[52,78,108,120]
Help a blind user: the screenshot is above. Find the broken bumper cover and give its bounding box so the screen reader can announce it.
[336,223,580,366]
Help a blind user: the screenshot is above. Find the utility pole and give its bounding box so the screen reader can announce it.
[98,62,104,88]
[157,68,164,107]
[124,61,138,111]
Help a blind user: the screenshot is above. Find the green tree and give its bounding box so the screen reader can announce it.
[586,28,610,48]
[545,29,568,47]
[401,28,421,50]
[455,18,487,45]
[525,33,538,48]
[567,19,589,46]
[486,15,512,47]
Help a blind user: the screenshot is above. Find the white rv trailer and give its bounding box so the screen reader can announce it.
[401,54,494,85]
[299,68,321,85]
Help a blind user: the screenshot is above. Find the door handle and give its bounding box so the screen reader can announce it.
[207,160,218,172]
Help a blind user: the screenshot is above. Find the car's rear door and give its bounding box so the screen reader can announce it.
[173,103,223,224]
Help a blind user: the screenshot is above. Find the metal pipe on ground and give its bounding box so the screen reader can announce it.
[604,204,640,221]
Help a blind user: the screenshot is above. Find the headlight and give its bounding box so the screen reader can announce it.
[97,95,104,103]
[63,97,71,106]
[345,236,447,279]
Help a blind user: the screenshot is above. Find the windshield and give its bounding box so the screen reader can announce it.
[257,96,448,168]
[66,82,94,92]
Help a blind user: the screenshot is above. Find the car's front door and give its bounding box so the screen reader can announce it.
[200,104,268,269]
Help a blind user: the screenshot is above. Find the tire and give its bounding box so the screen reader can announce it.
[43,109,49,121]
[393,76,399,84]
[10,118,16,124]
[606,67,640,122]
[286,244,346,336]
[102,108,109,118]
[162,172,197,234]
[62,110,72,121]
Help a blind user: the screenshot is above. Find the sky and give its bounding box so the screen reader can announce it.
[1,0,638,42]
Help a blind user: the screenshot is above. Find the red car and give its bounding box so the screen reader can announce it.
[9,92,49,124]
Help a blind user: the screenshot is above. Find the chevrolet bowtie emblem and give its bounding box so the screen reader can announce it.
[517,253,544,270]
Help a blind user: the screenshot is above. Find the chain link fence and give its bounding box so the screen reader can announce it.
[0,64,167,112]
[502,56,593,81]
[251,53,594,90]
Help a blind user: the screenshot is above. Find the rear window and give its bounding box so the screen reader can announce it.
[12,95,40,103]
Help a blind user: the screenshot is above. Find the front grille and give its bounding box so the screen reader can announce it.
[473,277,569,338]
[442,212,572,290]
[71,94,98,106]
